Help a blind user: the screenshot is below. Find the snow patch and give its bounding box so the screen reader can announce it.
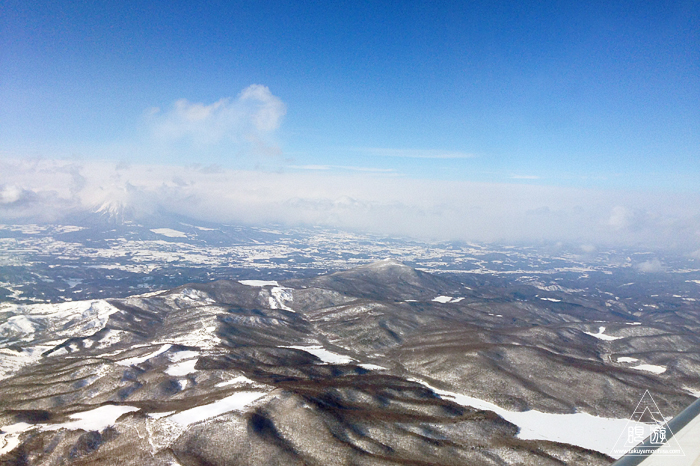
[117,344,172,366]
[168,391,267,427]
[631,364,666,374]
[358,363,386,370]
[148,411,176,419]
[131,290,165,298]
[165,359,198,376]
[216,376,258,387]
[169,350,199,362]
[616,357,639,363]
[42,405,139,432]
[585,326,623,341]
[432,296,463,304]
[415,380,645,459]
[0,422,34,455]
[283,345,354,364]
[96,329,125,348]
[239,280,279,287]
[432,296,453,303]
[150,228,187,238]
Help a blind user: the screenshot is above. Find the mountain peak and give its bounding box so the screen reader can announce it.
[296,258,458,301]
[95,200,130,223]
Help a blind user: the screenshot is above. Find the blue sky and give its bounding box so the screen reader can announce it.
[3,0,698,187]
[1,1,700,248]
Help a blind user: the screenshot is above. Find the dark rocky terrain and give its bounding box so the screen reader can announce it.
[1,260,699,465]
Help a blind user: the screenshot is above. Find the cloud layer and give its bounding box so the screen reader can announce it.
[2,158,700,252]
[146,84,286,156]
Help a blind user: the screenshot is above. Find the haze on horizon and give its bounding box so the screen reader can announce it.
[1,1,699,251]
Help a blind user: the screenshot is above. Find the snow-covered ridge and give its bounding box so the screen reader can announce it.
[0,300,119,344]
[0,299,120,381]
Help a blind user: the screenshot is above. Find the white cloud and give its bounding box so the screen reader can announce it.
[289,165,332,171]
[147,84,286,154]
[608,206,632,231]
[635,258,665,273]
[238,84,287,132]
[289,165,397,173]
[580,244,596,253]
[358,148,475,159]
[0,185,23,204]
[2,158,700,251]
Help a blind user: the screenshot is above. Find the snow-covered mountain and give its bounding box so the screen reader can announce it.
[1,261,699,465]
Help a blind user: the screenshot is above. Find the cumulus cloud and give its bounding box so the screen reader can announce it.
[0,185,23,204]
[0,184,43,212]
[0,177,73,222]
[147,84,286,155]
[2,157,700,251]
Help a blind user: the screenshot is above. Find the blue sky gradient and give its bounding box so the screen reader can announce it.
[2,1,700,247]
[3,1,698,187]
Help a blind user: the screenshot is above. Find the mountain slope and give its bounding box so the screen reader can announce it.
[1,261,698,465]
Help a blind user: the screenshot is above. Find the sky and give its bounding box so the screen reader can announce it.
[1,1,699,249]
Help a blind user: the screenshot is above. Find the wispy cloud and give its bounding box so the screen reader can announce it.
[146,84,286,155]
[288,165,332,171]
[357,148,476,159]
[289,165,397,173]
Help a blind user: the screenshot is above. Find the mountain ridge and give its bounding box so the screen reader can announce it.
[1,260,698,465]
